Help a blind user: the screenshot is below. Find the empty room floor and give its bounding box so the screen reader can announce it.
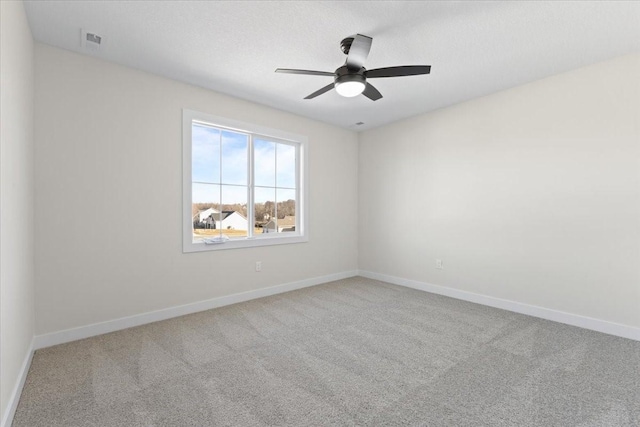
[13,277,640,426]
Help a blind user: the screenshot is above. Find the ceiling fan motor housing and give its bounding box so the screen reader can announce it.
[334,65,366,97]
[335,65,365,83]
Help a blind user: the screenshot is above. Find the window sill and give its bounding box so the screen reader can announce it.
[183,234,308,253]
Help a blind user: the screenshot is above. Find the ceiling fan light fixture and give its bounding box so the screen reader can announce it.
[335,74,366,98]
[335,80,365,97]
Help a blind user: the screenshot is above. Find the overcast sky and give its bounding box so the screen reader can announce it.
[192,123,296,204]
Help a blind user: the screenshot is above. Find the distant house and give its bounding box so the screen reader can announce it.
[193,207,221,229]
[263,216,295,233]
[195,207,219,223]
[216,211,248,230]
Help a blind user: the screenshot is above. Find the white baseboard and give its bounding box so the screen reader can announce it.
[1,337,34,427]
[30,267,639,351]
[34,270,358,350]
[358,270,640,342]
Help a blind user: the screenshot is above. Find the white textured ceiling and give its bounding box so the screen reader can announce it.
[24,1,640,131]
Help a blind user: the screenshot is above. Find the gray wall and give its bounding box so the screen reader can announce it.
[0,0,35,421]
[34,44,359,335]
[359,54,640,329]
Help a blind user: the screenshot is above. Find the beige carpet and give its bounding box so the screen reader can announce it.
[13,276,640,426]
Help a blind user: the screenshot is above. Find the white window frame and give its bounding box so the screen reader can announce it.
[183,109,309,252]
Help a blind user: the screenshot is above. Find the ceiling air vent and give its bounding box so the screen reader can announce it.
[81,29,104,52]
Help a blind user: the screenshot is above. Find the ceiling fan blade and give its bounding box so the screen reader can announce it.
[275,68,335,77]
[346,34,372,71]
[304,83,335,99]
[362,83,382,101]
[366,65,431,78]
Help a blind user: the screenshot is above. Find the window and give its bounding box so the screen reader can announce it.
[183,109,308,252]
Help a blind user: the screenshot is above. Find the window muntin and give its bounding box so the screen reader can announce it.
[183,110,307,252]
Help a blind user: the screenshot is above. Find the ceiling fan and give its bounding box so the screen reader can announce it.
[275,34,431,101]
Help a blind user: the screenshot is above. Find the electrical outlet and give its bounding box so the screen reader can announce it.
[436,259,443,270]
[255,261,262,272]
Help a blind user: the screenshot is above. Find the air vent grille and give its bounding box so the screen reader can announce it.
[86,33,101,45]
[81,29,104,52]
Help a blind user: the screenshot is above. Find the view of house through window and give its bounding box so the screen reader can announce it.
[187,113,303,248]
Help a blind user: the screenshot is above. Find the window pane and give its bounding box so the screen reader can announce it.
[221,130,248,185]
[254,187,276,234]
[192,183,221,241]
[276,143,296,189]
[276,188,296,233]
[254,138,276,187]
[221,185,248,238]
[192,124,220,183]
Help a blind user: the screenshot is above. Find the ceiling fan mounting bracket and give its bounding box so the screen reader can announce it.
[340,36,355,55]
